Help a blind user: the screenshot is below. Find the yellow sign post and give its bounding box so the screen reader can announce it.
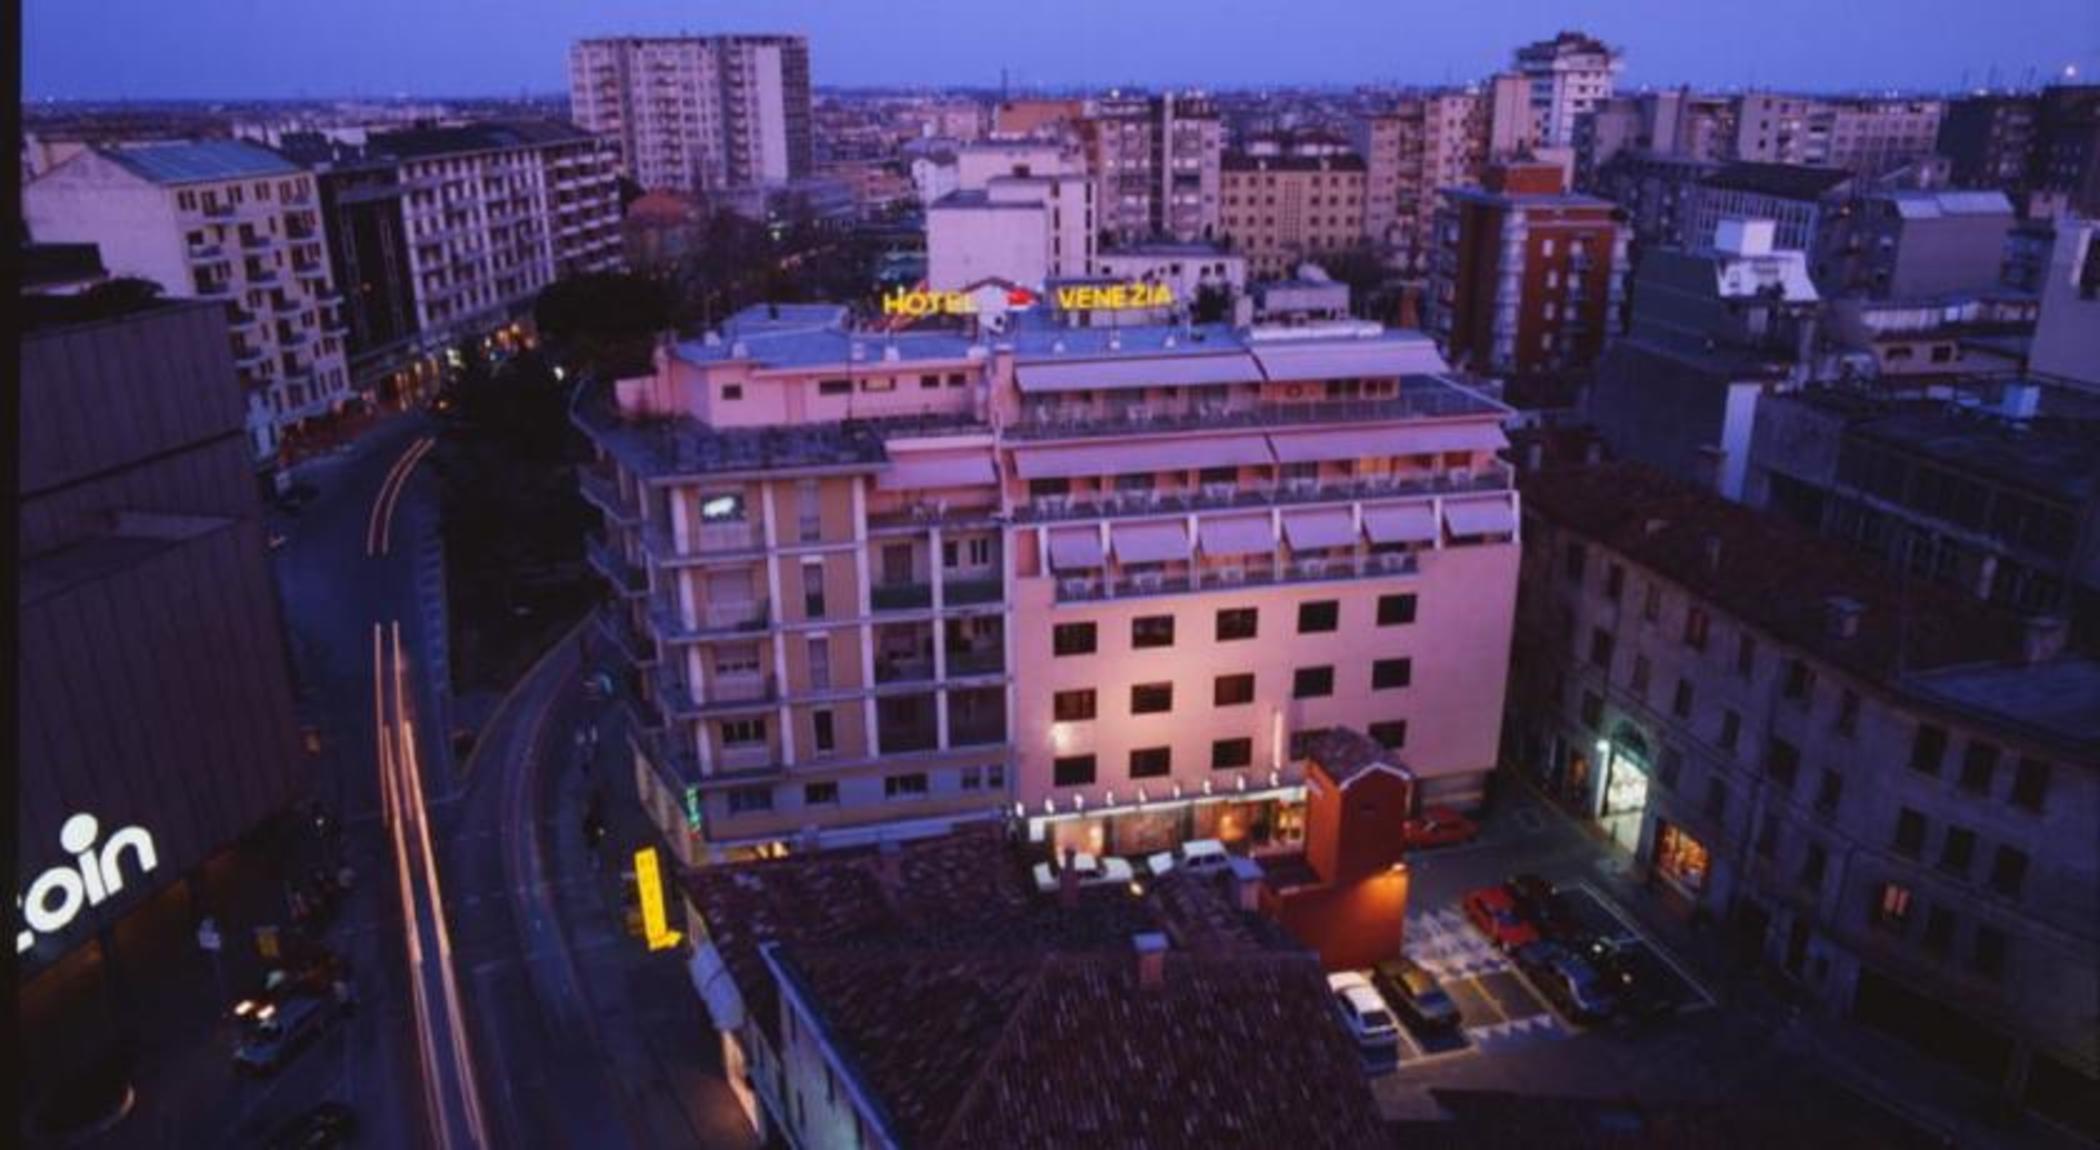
[633,846,683,951]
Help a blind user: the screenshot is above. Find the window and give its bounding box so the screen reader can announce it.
[1287,728,1331,760]
[803,560,826,618]
[1658,746,1684,789]
[1783,659,1815,702]
[1214,673,1255,707]
[1703,778,1729,821]
[1718,709,1741,751]
[920,373,940,390]
[1588,628,1615,669]
[1938,826,1975,877]
[699,491,747,522]
[1683,608,1710,650]
[1563,541,1587,585]
[1132,615,1176,648]
[1814,769,1843,816]
[1212,737,1253,770]
[1958,741,1999,795]
[2010,757,2050,812]
[1053,755,1097,787]
[1293,667,1335,698]
[1131,682,1174,714]
[1971,926,2006,980]
[960,766,990,790]
[1908,724,1947,774]
[727,786,773,814]
[1835,689,1859,736]
[1377,593,1418,626]
[1368,720,1408,749]
[1892,808,1926,857]
[813,710,836,754]
[946,372,966,388]
[819,378,851,396]
[1298,600,1339,633]
[1764,738,1800,792]
[1054,689,1098,722]
[1736,634,1757,677]
[1053,622,1096,657]
[1642,583,1662,621]
[1922,906,1955,955]
[1580,691,1604,731]
[860,376,895,393]
[1630,655,1652,697]
[1800,842,1827,889]
[883,772,929,799]
[804,781,839,806]
[1669,680,1696,722]
[1215,607,1258,641]
[722,384,744,401]
[1129,747,1171,779]
[1756,813,1780,858]
[722,717,767,746]
[1872,881,1913,932]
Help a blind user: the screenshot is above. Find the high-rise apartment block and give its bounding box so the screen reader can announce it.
[1732,93,1944,180]
[576,304,1520,867]
[1429,161,1629,377]
[1357,92,1487,267]
[25,141,352,463]
[1080,92,1224,244]
[1219,139,1367,279]
[568,35,813,196]
[1511,31,1623,150]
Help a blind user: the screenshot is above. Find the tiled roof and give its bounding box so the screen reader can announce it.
[100,139,302,185]
[1699,162,1854,200]
[684,825,1386,1149]
[1306,726,1406,786]
[1520,462,2026,682]
[366,119,596,160]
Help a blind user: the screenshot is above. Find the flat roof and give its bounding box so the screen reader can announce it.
[100,139,303,185]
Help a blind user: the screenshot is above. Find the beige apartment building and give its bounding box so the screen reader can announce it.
[25,140,352,463]
[1081,92,1225,244]
[568,34,813,195]
[1358,92,1487,268]
[577,303,1519,868]
[1220,149,1368,280]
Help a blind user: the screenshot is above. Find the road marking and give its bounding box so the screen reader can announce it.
[366,436,435,558]
[1569,881,1718,1009]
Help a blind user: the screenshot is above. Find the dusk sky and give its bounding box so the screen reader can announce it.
[22,0,2100,100]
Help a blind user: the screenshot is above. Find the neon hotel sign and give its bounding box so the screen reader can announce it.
[16,813,159,954]
[880,281,1176,317]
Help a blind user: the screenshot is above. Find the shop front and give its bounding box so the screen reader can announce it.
[1593,725,1653,855]
[1030,785,1307,862]
[1652,820,1712,899]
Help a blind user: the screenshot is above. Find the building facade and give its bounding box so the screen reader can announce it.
[1218,147,1367,279]
[1939,94,2043,194]
[1511,31,1623,150]
[1811,188,2016,300]
[1356,91,1486,269]
[2030,217,2100,391]
[1507,460,2098,1130]
[576,305,1520,868]
[568,34,813,196]
[1679,161,1856,255]
[1081,92,1224,244]
[24,140,353,463]
[926,144,1095,293]
[1429,161,1629,377]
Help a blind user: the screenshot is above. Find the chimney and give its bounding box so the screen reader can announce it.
[2019,616,2068,665]
[1824,596,1864,640]
[1132,931,1169,989]
[1058,846,1080,909]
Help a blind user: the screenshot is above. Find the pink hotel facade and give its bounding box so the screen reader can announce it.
[576,303,1520,867]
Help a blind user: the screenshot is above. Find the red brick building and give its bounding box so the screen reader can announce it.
[1430,161,1629,377]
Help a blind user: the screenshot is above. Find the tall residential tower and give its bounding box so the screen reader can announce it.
[569,35,813,196]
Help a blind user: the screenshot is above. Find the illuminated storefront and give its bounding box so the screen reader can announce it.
[1028,784,1307,860]
[1653,821,1711,896]
[1593,725,1653,855]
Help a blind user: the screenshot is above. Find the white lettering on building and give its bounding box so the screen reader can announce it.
[15,813,159,954]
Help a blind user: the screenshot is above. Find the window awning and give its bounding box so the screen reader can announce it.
[876,450,997,492]
[1282,508,1356,551]
[1362,501,1440,545]
[1112,520,1191,564]
[1197,514,1274,557]
[1016,353,1265,394]
[1012,435,1273,480]
[1048,528,1106,571]
[1267,422,1509,464]
[1443,497,1518,538]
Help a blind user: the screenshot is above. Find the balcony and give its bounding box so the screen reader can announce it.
[655,669,778,716]
[717,742,776,773]
[874,652,936,685]
[1016,467,1511,524]
[240,231,272,251]
[651,598,770,641]
[195,280,235,300]
[586,534,648,596]
[597,609,659,666]
[642,522,765,565]
[1010,391,1504,441]
[188,242,227,262]
[1055,550,1419,604]
[578,468,639,525]
[294,263,328,282]
[871,582,934,613]
[942,577,1004,607]
[202,201,236,218]
[945,646,1006,678]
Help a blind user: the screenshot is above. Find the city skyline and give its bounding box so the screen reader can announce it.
[22,0,2099,100]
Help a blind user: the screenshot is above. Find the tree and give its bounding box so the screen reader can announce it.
[533,272,671,376]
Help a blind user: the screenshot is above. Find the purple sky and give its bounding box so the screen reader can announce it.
[22,0,2100,99]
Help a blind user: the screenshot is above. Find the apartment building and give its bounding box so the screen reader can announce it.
[24,140,352,463]
[2030,217,2100,390]
[1429,161,1629,377]
[568,34,813,195]
[575,303,1520,868]
[1219,145,1367,279]
[1679,161,1856,254]
[1811,188,2015,300]
[1507,460,2098,1131]
[1815,99,1945,182]
[1357,91,1486,268]
[361,121,624,359]
[1511,31,1623,150]
[926,143,1094,292]
[1574,88,1736,184]
[1080,92,1224,244]
[1939,94,2043,194]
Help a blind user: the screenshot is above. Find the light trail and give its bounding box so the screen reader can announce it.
[365,436,436,557]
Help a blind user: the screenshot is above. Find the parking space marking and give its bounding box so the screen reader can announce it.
[1570,880,1718,1010]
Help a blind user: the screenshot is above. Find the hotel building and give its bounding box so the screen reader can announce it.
[568,35,813,196]
[576,303,1520,868]
[24,140,352,463]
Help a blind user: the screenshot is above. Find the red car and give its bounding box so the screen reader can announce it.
[1402,807,1480,849]
[1464,885,1543,951]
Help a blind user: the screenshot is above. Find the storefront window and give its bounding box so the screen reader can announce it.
[1654,821,1711,895]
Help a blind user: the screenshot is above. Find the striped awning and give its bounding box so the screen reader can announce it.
[1443,497,1517,538]
[1197,515,1274,557]
[1362,502,1440,545]
[1048,528,1106,571]
[1112,520,1192,564]
[1282,508,1356,551]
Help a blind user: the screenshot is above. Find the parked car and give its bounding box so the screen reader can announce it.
[265,1101,358,1149]
[1505,873,1582,940]
[1516,942,1620,1024]
[1144,838,1235,878]
[1326,971,1402,1061]
[1371,957,1462,1032]
[1580,937,1677,1022]
[1400,807,1479,850]
[233,994,339,1076]
[1463,885,1542,951]
[1031,852,1136,894]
